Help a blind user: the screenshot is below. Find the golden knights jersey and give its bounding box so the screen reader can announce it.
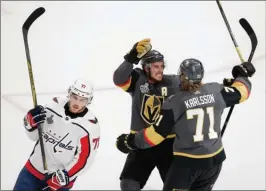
[23,97,100,183]
[133,77,252,168]
[113,60,180,133]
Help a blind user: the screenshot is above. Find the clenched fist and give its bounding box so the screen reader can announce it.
[116,134,137,154]
[124,38,152,65]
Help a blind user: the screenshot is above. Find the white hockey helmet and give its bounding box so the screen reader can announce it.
[68,78,94,104]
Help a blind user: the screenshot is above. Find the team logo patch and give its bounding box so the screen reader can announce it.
[140,94,164,124]
[140,83,149,93]
[47,114,54,124]
[42,132,74,153]
[53,97,59,103]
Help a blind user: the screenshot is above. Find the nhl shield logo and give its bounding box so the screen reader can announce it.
[47,114,54,124]
[140,94,164,124]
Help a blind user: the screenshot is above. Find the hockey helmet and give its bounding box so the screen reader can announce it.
[68,78,94,104]
[177,58,204,84]
[140,50,164,68]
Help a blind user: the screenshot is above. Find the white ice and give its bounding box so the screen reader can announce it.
[1,1,265,190]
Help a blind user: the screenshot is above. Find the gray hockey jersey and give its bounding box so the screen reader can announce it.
[113,60,180,137]
[133,77,252,168]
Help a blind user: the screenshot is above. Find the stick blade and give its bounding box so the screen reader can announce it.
[239,18,258,48]
[22,7,45,31]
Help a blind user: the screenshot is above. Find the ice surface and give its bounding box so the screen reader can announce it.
[1,1,265,190]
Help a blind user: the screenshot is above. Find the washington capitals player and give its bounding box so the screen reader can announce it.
[14,79,100,191]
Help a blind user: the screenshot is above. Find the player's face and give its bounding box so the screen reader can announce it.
[69,93,88,113]
[149,62,164,81]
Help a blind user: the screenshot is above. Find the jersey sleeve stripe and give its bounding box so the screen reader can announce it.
[231,81,250,102]
[144,126,165,146]
[68,135,91,177]
[114,70,140,92]
[115,77,132,91]
[131,129,175,139]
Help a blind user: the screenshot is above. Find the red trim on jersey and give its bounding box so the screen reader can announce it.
[68,135,90,177]
[25,160,45,180]
[65,180,75,188]
[144,129,155,147]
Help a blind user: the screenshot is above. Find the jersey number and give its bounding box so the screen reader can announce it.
[186,107,218,142]
[93,137,100,150]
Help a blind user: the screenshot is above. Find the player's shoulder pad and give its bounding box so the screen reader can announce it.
[162,74,175,82]
[163,74,180,87]
[134,68,145,76]
[45,96,68,109]
[53,97,59,103]
[162,94,178,110]
[52,96,68,104]
[164,74,178,79]
[203,82,223,93]
[84,110,99,125]
[130,68,146,86]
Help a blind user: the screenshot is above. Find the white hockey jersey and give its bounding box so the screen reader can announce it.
[23,97,100,184]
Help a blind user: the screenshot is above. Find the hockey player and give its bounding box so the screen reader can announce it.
[113,38,180,190]
[14,79,100,191]
[116,59,255,190]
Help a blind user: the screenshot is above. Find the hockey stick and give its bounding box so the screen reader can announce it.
[216,1,258,137]
[216,0,245,62]
[239,18,258,64]
[22,7,48,176]
[221,18,257,137]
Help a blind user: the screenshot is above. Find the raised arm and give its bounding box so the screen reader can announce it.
[113,61,140,92]
[221,61,255,107]
[113,38,152,92]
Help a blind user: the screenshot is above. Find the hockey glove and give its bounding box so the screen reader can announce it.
[24,105,46,132]
[232,61,256,78]
[45,169,69,191]
[116,134,138,154]
[223,78,235,86]
[124,38,152,65]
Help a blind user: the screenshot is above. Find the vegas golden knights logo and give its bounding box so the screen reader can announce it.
[141,94,164,124]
